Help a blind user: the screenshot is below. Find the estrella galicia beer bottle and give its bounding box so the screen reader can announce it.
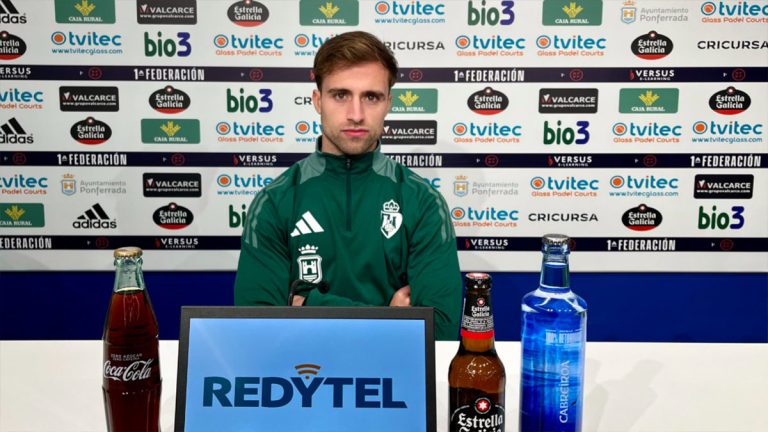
[519,234,587,432]
[102,247,161,432]
[449,273,506,432]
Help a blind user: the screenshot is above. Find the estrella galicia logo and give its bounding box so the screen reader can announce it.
[149,86,191,114]
[153,202,193,229]
[709,87,751,115]
[631,31,673,60]
[54,0,116,24]
[143,173,201,197]
[70,117,111,145]
[60,86,119,112]
[0,30,26,60]
[299,0,359,26]
[622,204,662,231]
[468,87,508,115]
[381,120,437,145]
[137,0,197,25]
[694,174,753,199]
[538,89,598,113]
[228,0,269,26]
[144,31,192,57]
[0,0,27,24]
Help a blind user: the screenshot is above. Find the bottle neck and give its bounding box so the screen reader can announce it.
[539,246,570,292]
[113,257,146,292]
[459,288,496,352]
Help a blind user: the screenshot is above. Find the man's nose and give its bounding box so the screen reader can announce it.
[346,98,364,123]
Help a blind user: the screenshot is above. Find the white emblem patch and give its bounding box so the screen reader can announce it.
[380,199,402,239]
[297,244,322,283]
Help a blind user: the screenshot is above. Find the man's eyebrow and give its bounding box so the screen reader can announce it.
[326,87,349,94]
[363,90,387,98]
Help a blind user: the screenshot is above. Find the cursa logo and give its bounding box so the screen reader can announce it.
[0,30,26,60]
[631,31,673,60]
[468,87,508,115]
[70,117,111,145]
[153,202,193,229]
[216,121,285,144]
[228,0,269,27]
[612,122,682,144]
[622,203,662,231]
[709,87,750,115]
[451,206,519,228]
[149,86,190,114]
[530,175,599,197]
[213,33,283,57]
[144,31,192,57]
[452,121,522,144]
[535,34,606,57]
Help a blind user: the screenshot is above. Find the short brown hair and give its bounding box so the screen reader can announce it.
[313,31,398,90]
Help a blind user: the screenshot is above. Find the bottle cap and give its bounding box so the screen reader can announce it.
[542,233,569,246]
[465,272,491,290]
[114,246,143,259]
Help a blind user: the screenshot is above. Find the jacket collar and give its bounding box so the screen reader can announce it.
[314,136,381,175]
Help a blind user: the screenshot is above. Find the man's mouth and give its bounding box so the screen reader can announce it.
[342,128,368,138]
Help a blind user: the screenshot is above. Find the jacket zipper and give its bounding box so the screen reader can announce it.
[345,158,351,231]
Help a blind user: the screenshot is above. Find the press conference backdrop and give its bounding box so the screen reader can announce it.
[0,0,766,341]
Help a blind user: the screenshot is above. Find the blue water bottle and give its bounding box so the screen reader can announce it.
[519,234,587,432]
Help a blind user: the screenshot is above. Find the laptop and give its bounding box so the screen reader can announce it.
[175,306,436,432]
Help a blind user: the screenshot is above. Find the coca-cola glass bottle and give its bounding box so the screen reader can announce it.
[102,247,161,432]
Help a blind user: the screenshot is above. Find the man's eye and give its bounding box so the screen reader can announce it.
[333,93,348,101]
[366,94,382,102]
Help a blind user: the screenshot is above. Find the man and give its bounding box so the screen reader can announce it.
[234,31,461,340]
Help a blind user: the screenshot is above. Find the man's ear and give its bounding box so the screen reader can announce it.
[312,89,321,115]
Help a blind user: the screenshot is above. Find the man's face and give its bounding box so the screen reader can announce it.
[313,62,392,156]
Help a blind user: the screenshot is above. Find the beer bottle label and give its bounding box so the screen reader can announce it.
[460,295,494,339]
[450,395,505,432]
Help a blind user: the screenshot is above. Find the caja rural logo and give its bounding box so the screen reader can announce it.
[203,363,408,408]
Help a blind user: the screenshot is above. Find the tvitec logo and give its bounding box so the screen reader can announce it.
[295,120,322,143]
[451,206,519,228]
[467,0,515,26]
[700,1,768,23]
[691,120,763,144]
[612,121,682,144]
[50,30,123,55]
[452,121,522,144]
[454,34,525,58]
[217,173,273,197]
[216,121,285,143]
[373,1,446,25]
[535,34,606,57]
[0,88,43,110]
[293,33,332,57]
[608,175,679,198]
[203,364,407,408]
[144,31,191,57]
[213,33,283,57]
[530,175,599,197]
[543,120,590,145]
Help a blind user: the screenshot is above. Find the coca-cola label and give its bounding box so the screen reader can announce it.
[461,295,494,339]
[104,358,156,382]
[450,395,505,432]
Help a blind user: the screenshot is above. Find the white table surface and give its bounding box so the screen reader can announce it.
[1,341,767,432]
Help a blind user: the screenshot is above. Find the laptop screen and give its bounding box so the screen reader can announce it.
[175,306,436,432]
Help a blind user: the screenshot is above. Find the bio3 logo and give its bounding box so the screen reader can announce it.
[543,120,590,145]
[698,205,745,230]
[226,88,273,113]
[203,364,407,409]
[144,31,191,57]
[467,0,515,26]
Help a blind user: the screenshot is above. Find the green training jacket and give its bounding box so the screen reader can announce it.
[234,144,461,340]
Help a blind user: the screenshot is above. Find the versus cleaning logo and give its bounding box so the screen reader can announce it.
[468,87,508,115]
[612,121,682,143]
[451,206,519,228]
[216,121,285,143]
[0,0,27,24]
[0,30,26,60]
[137,0,197,25]
[0,117,33,144]
[452,121,522,144]
[467,0,515,26]
[144,31,192,57]
[700,1,768,23]
[54,0,115,24]
[454,34,526,57]
[618,88,679,114]
[153,202,193,229]
[390,88,438,114]
[228,0,268,26]
[631,31,673,59]
[213,33,284,57]
[530,175,599,197]
[0,203,44,227]
[622,204,662,231]
[70,117,112,145]
[709,87,751,115]
[535,33,606,57]
[60,86,119,112]
[149,86,190,114]
[629,68,676,82]
[542,0,603,25]
[299,0,359,26]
